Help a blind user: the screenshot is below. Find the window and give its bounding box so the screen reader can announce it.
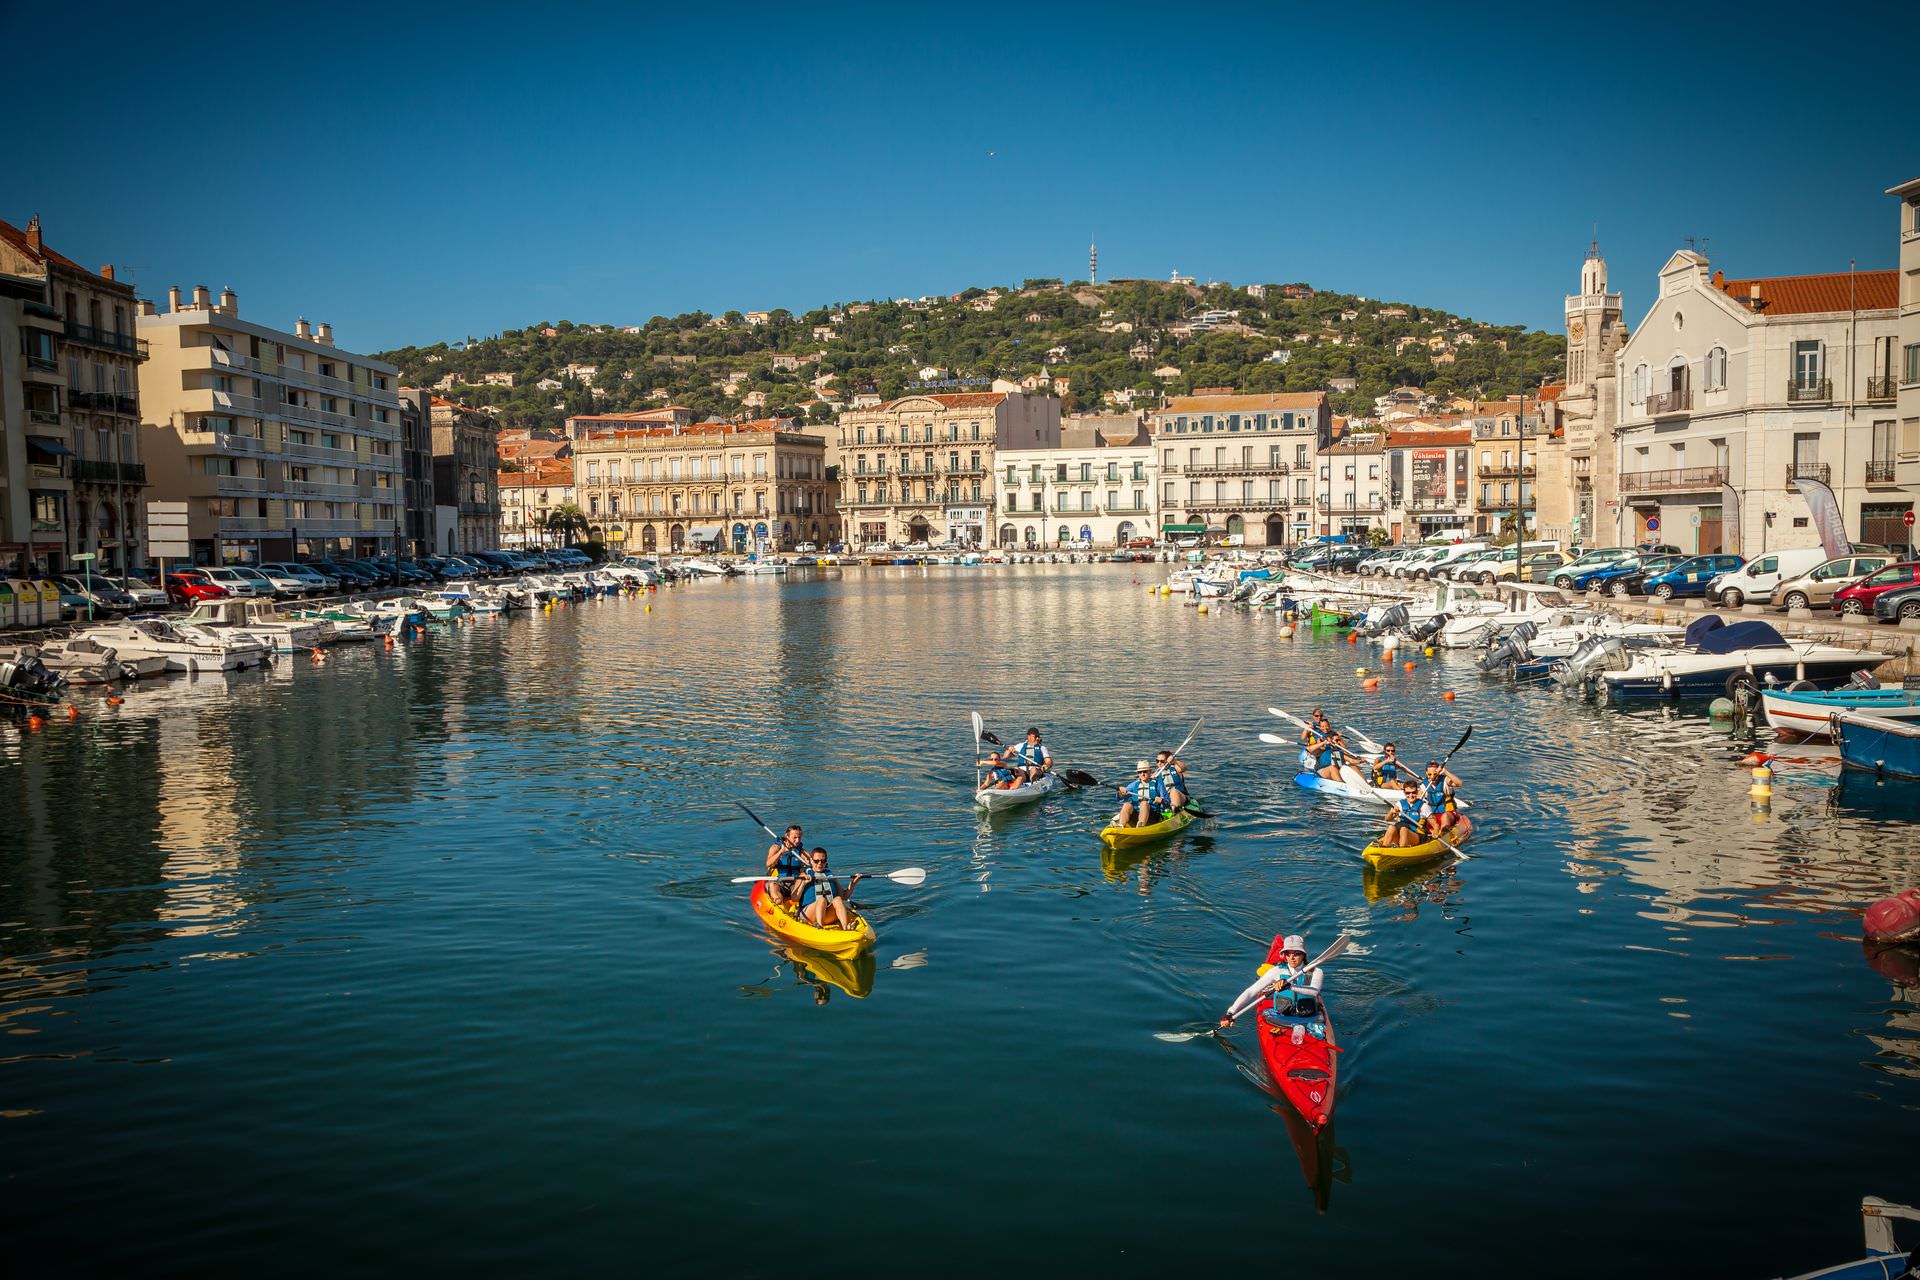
[1056,464,1068,481]
[1705,347,1728,391]
[1631,364,1649,404]
[1904,344,1920,386]
[1106,462,1119,482]
[1792,341,1823,387]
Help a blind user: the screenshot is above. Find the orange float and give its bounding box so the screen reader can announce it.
[1403,661,1416,671]
[1442,690,1457,701]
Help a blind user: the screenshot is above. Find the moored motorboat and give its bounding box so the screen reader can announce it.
[1829,704,1920,782]
[1779,1196,1918,1280]
[1583,616,1892,702]
[87,618,270,672]
[1761,683,1920,740]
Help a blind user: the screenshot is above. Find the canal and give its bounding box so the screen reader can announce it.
[3,565,1916,1275]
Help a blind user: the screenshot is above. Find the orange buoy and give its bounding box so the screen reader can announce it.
[66,703,79,719]
[1362,677,1381,690]
[1442,690,1457,701]
[384,634,395,648]
[1404,661,1416,671]
[27,714,44,731]
[107,696,124,706]
[1347,632,1358,645]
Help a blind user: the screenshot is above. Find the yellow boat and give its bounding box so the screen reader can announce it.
[1099,807,1196,846]
[1361,816,1472,869]
[750,881,877,957]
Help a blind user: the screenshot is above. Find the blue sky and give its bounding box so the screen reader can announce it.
[15,2,1911,352]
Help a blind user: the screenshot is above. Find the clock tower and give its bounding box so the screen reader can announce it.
[1560,240,1625,546]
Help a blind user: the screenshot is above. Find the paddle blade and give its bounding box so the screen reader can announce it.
[885,867,929,887]
[1257,732,1294,746]
[981,731,1003,746]
[1062,768,1101,787]
[1445,724,1473,761]
[1153,1030,1207,1043]
[729,874,777,884]
[970,711,983,748]
[890,950,929,970]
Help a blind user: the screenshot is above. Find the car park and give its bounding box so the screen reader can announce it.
[116,575,172,608]
[1433,548,1498,581]
[1549,547,1634,588]
[1567,552,1681,595]
[261,562,335,594]
[1769,555,1895,611]
[1635,553,1745,601]
[1830,561,1920,615]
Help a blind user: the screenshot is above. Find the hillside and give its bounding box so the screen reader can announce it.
[375,278,1565,431]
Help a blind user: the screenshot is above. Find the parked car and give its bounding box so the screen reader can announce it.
[1870,580,1920,622]
[1549,547,1634,588]
[229,564,307,598]
[1433,549,1499,581]
[1568,552,1681,595]
[1830,561,1920,615]
[116,575,172,608]
[200,566,271,598]
[1124,537,1155,550]
[1635,553,1746,601]
[1770,555,1895,611]
[57,575,138,613]
[1707,547,1831,607]
[262,562,336,594]
[1521,550,1579,583]
[165,570,231,605]
[310,560,375,588]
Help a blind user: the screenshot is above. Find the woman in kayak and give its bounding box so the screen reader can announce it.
[1421,760,1463,836]
[1310,731,1363,783]
[1299,709,1335,752]
[1370,742,1403,788]
[1114,761,1167,827]
[1008,726,1054,784]
[1218,935,1323,1030]
[979,751,1022,790]
[795,847,866,930]
[1376,780,1432,848]
[765,824,808,906]
[1153,749,1190,812]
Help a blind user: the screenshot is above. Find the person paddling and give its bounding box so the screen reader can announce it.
[1310,730,1363,783]
[1299,708,1335,753]
[979,751,1021,791]
[1371,742,1403,788]
[765,823,808,905]
[1421,759,1463,836]
[1379,780,1432,848]
[1218,934,1324,1033]
[1008,726,1053,784]
[1153,749,1190,812]
[794,847,865,931]
[1114,760,1165,828]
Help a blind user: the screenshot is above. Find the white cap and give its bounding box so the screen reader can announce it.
[1136,759,1154,772]
[1282,934,1307,954]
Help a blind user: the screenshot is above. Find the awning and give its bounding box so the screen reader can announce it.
[689,525,723,542]
[1160,522,1205,533]
[27,436,72,457]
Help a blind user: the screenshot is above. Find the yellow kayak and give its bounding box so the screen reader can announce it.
[1100,808,1195,846]
[782,945,876,999]
[750,881,877,957]
[1361,816,1473,868]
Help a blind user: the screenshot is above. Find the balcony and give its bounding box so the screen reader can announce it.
[66,389,140,416]
[217,475,269,495]
[1786,378,1831,403]
[70,459,148,485]
[1315,495,1386,513]
[282,440,360,466]
[1645,387,1692,417]
[1406,494,1463,511]
[1866,460,1899,484]
[27,406,61,427]
[1785,462,1831,489]
[1167,463,1293,477]
[218,516,269,535]
[63,322,148,358]
[1473,422,1539,439]
[1867,375,1897,400]
[1182,497,1293,513]
[1618,466,1730,495]
[1476,462,1538,481]
[458,501,501,515]
[897,465,938,476]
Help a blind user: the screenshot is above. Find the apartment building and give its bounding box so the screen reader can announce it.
[430,397,501,554]
[0,228,58,574]
[500,458,574,548]
[396,388,436,554]
[140,286,403,565]
[1610,250,1901,554]
[836,392,1059,547]
[995,444,1155,547]
[573,420,833,553]
[1382,429,1473,542]
[1464,396,1549,538]
[1890,177,1920,531]
[1145,392,1329,546]
[0,217,148,575]
[1316,430,1388,540]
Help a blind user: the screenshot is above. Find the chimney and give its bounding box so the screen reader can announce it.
[138,298,157,317]
[168,285,181,312]
[101,264,115,281]
[1711,270,1724,287]
[295,317,312,339]
[316,322,333,346]
[192,284,211,308]
[25,215,41,254]
[1748,283,1766,311]
[219,287,237,315]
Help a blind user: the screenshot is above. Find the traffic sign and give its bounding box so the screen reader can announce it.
[73,551,96,562]
[1645,516,1660,532]
[1905,510,1916,528]
[1690,512,1701,528]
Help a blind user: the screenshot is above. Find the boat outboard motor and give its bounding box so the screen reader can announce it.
[1477,634,1530,674]
[1363,603,1410,636]
[1409,611,1449,642]
[1553,635,1628,691]
[1,654,67,699]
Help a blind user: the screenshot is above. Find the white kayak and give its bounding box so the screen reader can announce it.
[975,771,1060,810]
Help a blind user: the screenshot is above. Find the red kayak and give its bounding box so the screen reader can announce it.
[1253,936,1339,1131]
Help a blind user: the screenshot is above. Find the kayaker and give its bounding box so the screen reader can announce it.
[1378,780,1432,849]
[1153,749,1190,812]
[1114,761,1163,828]
[1371,742,1403,788]
[1311,731,1362,783]
[795,847,866,930]
[1421,760,1463,836]
[1008,727,1054,784]
[1299,709,1335,752]
[979,751,1021,790]
[1219,935,1323,1032]
[765,824,808,905]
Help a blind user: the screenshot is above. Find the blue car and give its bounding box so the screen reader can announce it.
[1636,553,1745,601]
[1567,553,1684,594]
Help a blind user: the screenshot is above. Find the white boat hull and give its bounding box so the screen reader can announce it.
[975,772,1059,810]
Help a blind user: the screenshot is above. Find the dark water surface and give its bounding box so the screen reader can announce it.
[4,566,1917,1276]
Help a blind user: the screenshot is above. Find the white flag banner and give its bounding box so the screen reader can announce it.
[1720,482,1741,556]
[1795,475,1850,560]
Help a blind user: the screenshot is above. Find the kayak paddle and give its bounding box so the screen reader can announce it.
[731,867,928,887]
[737,801,781,843]
[1157,933,1355,1042]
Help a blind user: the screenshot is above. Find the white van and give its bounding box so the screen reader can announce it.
[1707,548,1829,607]
[1410,541,1491,580]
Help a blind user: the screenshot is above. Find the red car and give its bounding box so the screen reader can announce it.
[166,570,231,605]
[1831,561,1920,615]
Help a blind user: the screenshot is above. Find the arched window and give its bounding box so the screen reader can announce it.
[1705,347,1728,391]
[1056,524,1071,544]
[1225,514,1245,536]
[1023,525,1037,546]
[999,523,1017,546]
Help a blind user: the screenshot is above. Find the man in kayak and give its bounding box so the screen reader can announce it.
[1153,749,1190,812]
[1309,730,1364,783]
[1377,780,1433,848]
[764,824,809,906]
[1370,742,1404,788]
[1218,935,1324,1035]
[1114,760,1165,827]
[1299,709,1335,753]
[795,847,866,930]
[979,751,1022,791]
[1421,759,1463,836]
[1008,727,1053,784]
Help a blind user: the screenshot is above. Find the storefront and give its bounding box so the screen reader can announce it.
[944,506,987,548]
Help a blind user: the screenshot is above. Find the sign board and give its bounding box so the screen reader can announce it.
[1905,510,1916,528]
[73,552,96,562]
[147,500,191,559]
[1645,516,1660,532]
[1690,512,1701,528]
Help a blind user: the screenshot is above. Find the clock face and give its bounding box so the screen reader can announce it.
[1569,320,1587,342]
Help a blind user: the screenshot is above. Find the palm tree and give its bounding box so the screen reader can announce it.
[543,504,589,547]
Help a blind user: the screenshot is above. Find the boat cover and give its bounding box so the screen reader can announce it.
[1695,619,1787,654]
[1683,614,1724,645]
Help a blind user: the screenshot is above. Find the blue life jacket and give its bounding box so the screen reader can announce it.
[1394,796,1426,832]
[1124,778,1157,806]
[987,765,1016,786]
[797,872,844,909]
[1375,758,1401,784]
[1012,741,1048,767]
[774,844,806,876]
[1422,778,1449,811]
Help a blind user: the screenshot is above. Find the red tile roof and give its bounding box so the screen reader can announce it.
[864,391,1008,412]
[0,217,124,286]
[1383,429,1473,448]
[1152,392,1328,415]
[1715,270,1897,315]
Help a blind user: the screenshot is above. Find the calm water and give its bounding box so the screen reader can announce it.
[4,566,1918,1276]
